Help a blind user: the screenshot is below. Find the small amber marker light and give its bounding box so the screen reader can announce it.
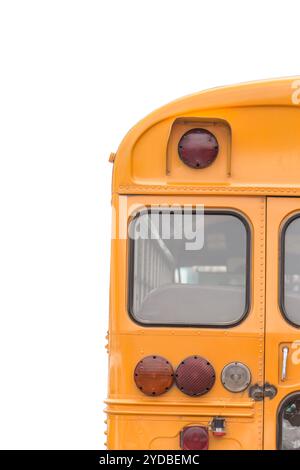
[178,128,219,169]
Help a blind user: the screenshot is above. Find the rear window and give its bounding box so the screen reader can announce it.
[282,215,300,326]
[128,210,250,326]
[278,393,300,450]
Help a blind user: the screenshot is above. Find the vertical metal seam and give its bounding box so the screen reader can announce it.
[257,197,266,449]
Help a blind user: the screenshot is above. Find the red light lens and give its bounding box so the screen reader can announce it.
[134,355,174,396]
[181,426,209,450]
[175,356,216,396]
[178,128,219,169]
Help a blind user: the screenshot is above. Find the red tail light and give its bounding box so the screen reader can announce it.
[178,128,219,169]
[180,426,209,450]
[175,355,215,396]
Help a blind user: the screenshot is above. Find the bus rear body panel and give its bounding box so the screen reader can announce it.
[106,78,300,450]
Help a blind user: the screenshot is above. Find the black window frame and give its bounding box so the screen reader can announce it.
[280,213,300,329]
[127,208,251,328]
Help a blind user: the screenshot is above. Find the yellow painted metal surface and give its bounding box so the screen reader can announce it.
[107,78,300,450]
[264,198,300,449]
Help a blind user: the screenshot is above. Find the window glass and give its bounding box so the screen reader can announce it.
[128,210,249,326]
[278,394,300,450]
[283,216,300,325]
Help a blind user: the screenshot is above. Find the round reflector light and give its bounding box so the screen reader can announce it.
[175,356,215,396]
[178,128,219,169]
[180,426,209,450]
[221,362,251,393]
[134,355,174,396]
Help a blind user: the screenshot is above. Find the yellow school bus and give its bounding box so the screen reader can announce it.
[105,77,300,450]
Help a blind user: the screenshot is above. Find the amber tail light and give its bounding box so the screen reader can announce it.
[180,426,209,450]
[134,355,174,396]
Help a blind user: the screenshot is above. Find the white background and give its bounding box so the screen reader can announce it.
[0,0,299,450]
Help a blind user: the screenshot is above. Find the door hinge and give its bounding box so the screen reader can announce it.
[249,382,277,401]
